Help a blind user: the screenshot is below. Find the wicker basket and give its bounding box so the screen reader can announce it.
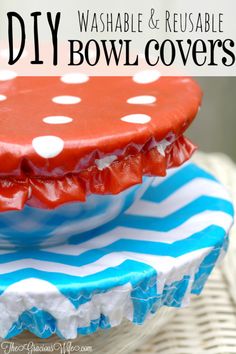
[133,152,236,354]
[0,307,175,354]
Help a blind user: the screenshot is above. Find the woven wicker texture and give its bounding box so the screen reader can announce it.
[134,151,236,354]
[1,152,235,354]
[0,308,175,354]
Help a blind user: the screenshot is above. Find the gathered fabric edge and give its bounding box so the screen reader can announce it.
[0,135,196,211]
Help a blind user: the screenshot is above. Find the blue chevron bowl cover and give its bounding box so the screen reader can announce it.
[0,176,153,249]
[0,163,234,339]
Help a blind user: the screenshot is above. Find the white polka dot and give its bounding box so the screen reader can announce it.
[43,116,73,124]
[32,136,64,158]
[0,70,17,81]
[52,96,81,105]
[0,95,7,101]
[127,96,156,104]
[61,73,89,84]
[121,114,151,124]
[133,70,161,84]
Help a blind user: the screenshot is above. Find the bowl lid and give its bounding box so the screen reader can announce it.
[0,72,201,177]
[0,163,233,339]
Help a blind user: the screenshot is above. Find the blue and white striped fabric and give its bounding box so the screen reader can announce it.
[0,177,152,248]
[0,163,233,339]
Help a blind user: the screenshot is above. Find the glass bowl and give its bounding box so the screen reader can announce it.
[0,177,154,249]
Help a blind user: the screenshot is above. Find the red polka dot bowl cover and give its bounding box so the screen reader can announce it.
[0,71,201,246]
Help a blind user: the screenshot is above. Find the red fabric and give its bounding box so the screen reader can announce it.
[0,135,196,211]
[0,76,201,176]
[0,75,201,210]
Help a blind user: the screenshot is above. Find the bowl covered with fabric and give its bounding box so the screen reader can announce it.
[0,72,201,247]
